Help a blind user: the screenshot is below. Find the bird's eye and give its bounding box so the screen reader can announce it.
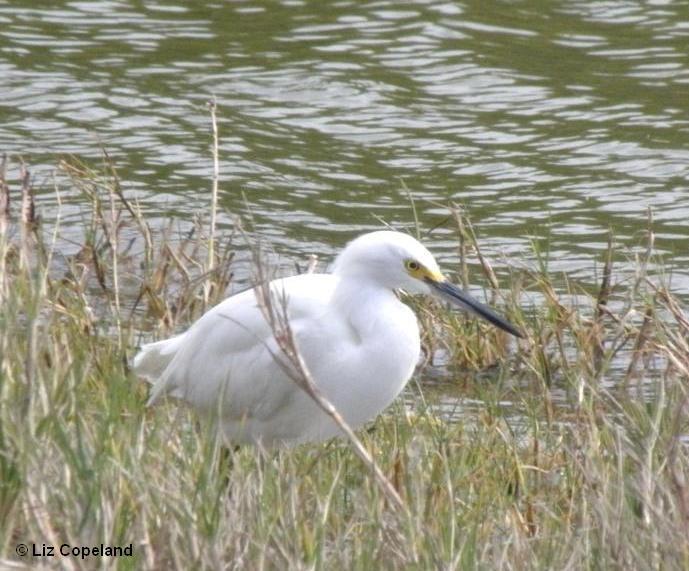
[405,260,420,272]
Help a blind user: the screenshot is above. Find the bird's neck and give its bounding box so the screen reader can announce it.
[333,275,396,304]
[331,276,402,337]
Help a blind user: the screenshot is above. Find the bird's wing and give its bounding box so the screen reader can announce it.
[146,273,341,421]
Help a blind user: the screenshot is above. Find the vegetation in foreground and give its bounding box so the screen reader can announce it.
[1,157,689,570]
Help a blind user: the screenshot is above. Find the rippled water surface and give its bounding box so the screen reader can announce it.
[2,0,688,288]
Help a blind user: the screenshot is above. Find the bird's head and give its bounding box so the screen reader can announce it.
[333,230,523,338]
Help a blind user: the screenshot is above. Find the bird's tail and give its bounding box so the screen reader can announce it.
[132,334,186,384]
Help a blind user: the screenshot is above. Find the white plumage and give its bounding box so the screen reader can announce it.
[134,231,521,446]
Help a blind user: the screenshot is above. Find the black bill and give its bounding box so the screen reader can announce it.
[426,278,523,338]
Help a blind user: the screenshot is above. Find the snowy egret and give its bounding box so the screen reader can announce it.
[134,231,522,445]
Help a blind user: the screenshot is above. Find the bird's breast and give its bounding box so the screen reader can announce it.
[297,293,420,430]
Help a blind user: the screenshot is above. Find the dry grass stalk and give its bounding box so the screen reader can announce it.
[455,206,500,298]
[593,231,614,375]
[449,203,470,290]
[101,151,154,263]
[105,157,123,347]
[400,178,420,239]
[0,154,9,235]
[18,162,40,272]
[624,306,654,387]
[206,99,220,305]
[20,162,36,227]
[57,155,235,338]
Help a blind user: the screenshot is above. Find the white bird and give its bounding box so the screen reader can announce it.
[134,231,522,446]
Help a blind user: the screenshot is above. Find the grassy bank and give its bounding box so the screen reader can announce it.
[1,158,688,569]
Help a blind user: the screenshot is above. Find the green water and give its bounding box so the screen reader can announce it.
[2,0,688,289]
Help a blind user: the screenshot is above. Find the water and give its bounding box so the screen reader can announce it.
[2,0,688,286]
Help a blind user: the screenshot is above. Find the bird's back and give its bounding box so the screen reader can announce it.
[136,273,336,398]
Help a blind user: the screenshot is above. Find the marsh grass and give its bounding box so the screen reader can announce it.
[1,158,689,569]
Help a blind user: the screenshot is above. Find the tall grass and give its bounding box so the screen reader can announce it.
[1,158,688,569]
